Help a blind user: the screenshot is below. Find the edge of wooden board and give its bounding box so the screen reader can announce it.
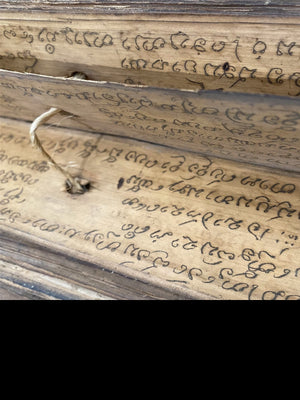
[1,1,300,17]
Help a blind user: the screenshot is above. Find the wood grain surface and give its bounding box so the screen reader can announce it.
[2,1,300,16]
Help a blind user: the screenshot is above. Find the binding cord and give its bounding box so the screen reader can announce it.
[29,72,90,194]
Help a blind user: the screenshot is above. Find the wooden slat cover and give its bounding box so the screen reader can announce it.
[2,1,300,16]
